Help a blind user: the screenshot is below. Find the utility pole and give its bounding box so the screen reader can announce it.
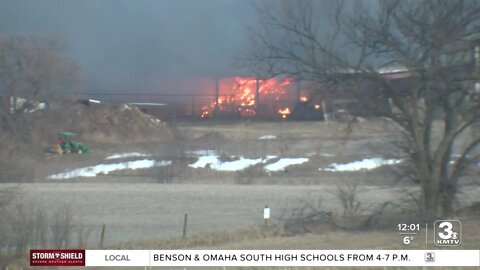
[255,78,260,112]
[214,78,219,119]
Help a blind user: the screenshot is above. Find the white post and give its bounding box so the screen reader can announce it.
[263,205,270,227]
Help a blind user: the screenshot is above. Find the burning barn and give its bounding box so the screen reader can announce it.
[84,76,325,121]
[82,68,415,122]
[200,76,296,120]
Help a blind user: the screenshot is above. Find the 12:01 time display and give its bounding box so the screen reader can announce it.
[397,223,420,232]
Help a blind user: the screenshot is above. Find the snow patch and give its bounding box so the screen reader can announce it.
[189,155,264,171]
[213,157,264,171]
[263,155,278,162]
[265,158,309,172]
[48,159,171,179]
[187,150,219,156]
[188,151,308,172]
[150,118,161,124]
[189,155,220,169]
[258,135,277,140]
[105,152,150,160]
[319,157,402,172]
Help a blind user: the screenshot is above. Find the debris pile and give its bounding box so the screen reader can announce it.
[1,102,173,148]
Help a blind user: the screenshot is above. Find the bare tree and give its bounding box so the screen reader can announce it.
[247,0,480,220]
[0,34,82,113]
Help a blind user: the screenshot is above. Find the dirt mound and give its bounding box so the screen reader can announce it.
[0,102,174,181]
[1,102,173,148]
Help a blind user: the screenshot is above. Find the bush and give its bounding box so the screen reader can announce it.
[0,199,93,269]
[280,199,334,236]
[331,180,365,218]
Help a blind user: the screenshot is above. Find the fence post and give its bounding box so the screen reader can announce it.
[182,214,188,238]
[99,224,106,248]
[264,205,270,227]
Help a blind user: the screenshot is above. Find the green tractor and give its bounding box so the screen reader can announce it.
[52,131,90,154]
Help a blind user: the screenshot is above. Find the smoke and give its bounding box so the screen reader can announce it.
[0,0,253,93]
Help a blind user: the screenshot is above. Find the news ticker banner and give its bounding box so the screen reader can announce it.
[30,249,480,267]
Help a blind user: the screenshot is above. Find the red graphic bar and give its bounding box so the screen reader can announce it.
[30,249,85,266]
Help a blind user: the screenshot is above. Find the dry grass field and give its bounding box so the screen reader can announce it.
[1,120,479,269]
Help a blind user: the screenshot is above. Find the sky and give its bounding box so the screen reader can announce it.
[0,0,253,94]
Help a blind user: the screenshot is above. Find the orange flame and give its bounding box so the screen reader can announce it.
[201,77,292,118]
[278,107,291,119]
[278,107,291,114]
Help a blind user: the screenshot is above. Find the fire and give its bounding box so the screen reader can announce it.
[201,76,292,118]
[278,107,291,119]
[314,104,321,110]
[300,96,308,103]
[201,111,209,118]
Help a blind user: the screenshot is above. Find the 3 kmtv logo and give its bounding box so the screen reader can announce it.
[434,220,462,246]
[30,250,85,266]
